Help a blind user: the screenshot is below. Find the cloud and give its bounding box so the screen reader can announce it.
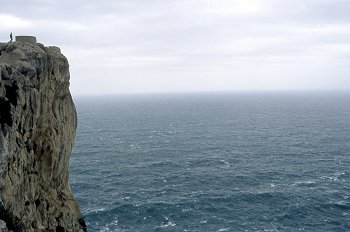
[1,0,350,94]
[198,0,267,17]
[0,14,32,30]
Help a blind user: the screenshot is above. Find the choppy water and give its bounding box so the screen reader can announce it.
[69,92,350,231]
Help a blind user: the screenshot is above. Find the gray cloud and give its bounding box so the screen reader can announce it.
[1,0,350,95]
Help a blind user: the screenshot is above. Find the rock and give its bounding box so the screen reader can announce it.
[0,219,8,231]
[0,41,86,231]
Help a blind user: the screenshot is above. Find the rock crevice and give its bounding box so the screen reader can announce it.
[0,41,85,232]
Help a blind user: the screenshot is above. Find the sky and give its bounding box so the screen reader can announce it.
[1,0,350,95]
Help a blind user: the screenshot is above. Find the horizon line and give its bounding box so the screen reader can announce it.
[71,89,350,97]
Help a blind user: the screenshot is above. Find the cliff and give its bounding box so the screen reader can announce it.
[0,38,86,231]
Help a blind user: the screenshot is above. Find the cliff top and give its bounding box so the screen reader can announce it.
[0,36,62,65]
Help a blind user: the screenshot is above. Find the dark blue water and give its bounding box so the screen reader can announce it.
[69,92,350,231]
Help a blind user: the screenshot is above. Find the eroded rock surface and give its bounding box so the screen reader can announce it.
[0,41,86,231]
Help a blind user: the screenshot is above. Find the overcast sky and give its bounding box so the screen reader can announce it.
[1,0,350,95]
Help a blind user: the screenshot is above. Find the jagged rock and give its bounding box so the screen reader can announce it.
[0,40,86,231]
[0,219,8,232]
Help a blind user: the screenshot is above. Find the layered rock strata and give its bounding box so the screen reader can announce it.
[0,39,86,231]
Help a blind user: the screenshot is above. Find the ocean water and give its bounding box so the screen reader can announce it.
[69,92,350,232]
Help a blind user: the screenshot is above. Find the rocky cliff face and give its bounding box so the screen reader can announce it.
[0,40,86,231]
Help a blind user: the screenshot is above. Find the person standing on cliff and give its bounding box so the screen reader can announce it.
[10,32,13,42]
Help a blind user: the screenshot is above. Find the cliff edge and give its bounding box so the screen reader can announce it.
[0,39,86,231]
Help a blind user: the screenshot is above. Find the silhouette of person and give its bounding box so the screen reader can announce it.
[10,32,13,42]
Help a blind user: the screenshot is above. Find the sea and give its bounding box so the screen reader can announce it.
[69,91,350,232]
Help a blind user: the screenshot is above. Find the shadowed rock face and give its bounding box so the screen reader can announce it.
[0,41,86,232]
